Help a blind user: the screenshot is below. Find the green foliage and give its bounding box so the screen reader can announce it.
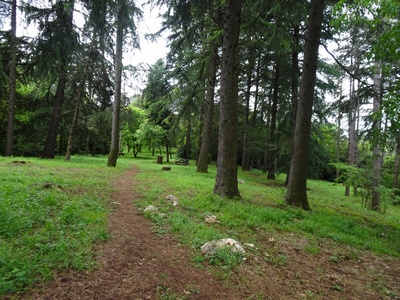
[0,156,131,296]
[135,122,166,155]
[142,59,173,128]
[329,162,374,206]
[206,246,244,267]
[121,104,147,154]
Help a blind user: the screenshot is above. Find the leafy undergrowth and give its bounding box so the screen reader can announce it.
[0,156,131,296]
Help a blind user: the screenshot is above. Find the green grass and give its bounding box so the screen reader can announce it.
[132,151,400,258]
[0,155,131,295]
[1,151,399,296]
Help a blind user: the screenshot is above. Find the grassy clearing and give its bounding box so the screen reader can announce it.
[1,151,399,296]
[0,155,131,296]
[132,151,400,261]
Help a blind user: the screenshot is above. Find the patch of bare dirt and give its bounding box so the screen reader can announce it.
[15,166,400,300]
[19,167,235,300]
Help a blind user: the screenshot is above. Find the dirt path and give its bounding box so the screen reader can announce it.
[14,166,400,300]
[25,167,235,300]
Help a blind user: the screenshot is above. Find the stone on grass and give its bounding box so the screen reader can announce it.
[144,205,158,212]
[201,238,245,255]
[204,215,219,224]
[165,194,179,206]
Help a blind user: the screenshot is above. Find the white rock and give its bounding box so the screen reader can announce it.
[217,238,245,254]
[144,205,158,212]
[201,241,215,254]
[204,215,219,223]
[165,194,179,206]
[200,238,245,255]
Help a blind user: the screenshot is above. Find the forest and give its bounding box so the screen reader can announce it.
[1,0,400,212]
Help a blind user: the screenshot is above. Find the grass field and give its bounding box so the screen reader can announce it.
[132,152,400,259]
[0,156,131,295]
[0,151,399,297]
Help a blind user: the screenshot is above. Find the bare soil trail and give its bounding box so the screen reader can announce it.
[22,166,237,300]
[15,166,400,300]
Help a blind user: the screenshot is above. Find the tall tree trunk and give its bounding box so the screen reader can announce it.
[267,62,280,180]
[165,137,170,163]
[345,69,358,196]
[64,86,81,161]
[185,118,191,159]
[371,66,383,211]
[262,85,273,173]
[197,42,218,173]
[250,54,261,128]
[393,133,400,190]
[214,0,242,198]
[42,71,68,158]
[284,0,324,210]
[241,49,254,171]
[107,0,124,167]
[241,76,252,171]
[335,78,343,183]
[64,43,93,161]
[64,79,87,161]
[244,54,261,170]
[285,24,300,186]
[5,0,17,156]
[42,0,75,159]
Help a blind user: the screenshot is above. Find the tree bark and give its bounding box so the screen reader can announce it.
[214,0,242,198]
[185,118,191,159]
[64,79,86,161]
[64,89,81,161]
[335,78,343,183]
[285,24,300,186]
[42,71,68,158]
[371,66,382,211]
[345,35,361,196]
[263,85,273,173]
[394,134,400,190]
[267,62,280,180]
[285,0,324,210]
[197,42,218,173]
[165,137,170,163]
[241,49,254,171]
[42,0,75,159]
[107,0,124,167]
[64,43,93,161]
[5,0,17,156]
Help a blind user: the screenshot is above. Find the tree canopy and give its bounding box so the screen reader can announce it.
[1,0,399,210]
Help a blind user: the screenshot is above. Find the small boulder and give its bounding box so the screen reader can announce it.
[165,194,179,206]
[144,205,158,212]
[204,215,219,224]
[201,238,245,255]
[200,241,215,254]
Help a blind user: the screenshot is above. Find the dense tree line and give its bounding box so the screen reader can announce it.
[1,0,399,211]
